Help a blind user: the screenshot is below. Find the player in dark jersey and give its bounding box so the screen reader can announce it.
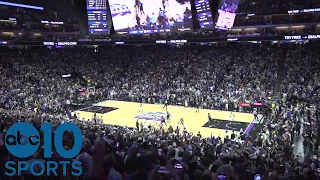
[163,100,168,111]
[139,1,144,14]
[136,15,142,29]
[178,118,184,127]
[253,108,257,120]
[136,119,140,131]
[158,8,166,28]
[93,113,97,124]
[231,131,236,140]
[208,113,212,123]
[166,112,171,123]
[135,0,144,14]
[196,102,200,113]
[161,116,167,126]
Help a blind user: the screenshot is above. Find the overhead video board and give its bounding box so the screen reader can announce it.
[86,0,109,34]
[195,0,213,28]
[109,0,193,34]
[214,0,239,30]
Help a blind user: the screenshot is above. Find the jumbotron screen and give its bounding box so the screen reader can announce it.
[109,0,193,34]
[214,0,239,30]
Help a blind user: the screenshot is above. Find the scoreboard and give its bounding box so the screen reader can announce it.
[87,10,107,21]
[86,0,108,34]
[86,0,107,10]
[88,21,108,29]
[195,0,214,28]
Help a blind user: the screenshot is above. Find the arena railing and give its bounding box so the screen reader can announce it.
[0,34,319,46]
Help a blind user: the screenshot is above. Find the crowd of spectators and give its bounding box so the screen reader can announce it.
[237,0,320,14]
[0,21,79,32]
[0,0,77,24]
[234,13,320,26]
[0,6,56,23]
[0,44,318,180]
[0,45,277,111]
[279,44,320,159]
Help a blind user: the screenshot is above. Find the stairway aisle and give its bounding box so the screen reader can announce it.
[272,47,286,103]
[292,118,305,159]
[274,46,305,159]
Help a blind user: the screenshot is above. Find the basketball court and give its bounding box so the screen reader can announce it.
[73,100,262,138]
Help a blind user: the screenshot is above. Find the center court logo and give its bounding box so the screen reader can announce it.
[135,112,172,121]
[4,122,83,176]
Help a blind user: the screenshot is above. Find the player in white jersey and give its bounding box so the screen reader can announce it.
[230,112,235,121]
[184,99,188,110]
[138,103,143,114]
